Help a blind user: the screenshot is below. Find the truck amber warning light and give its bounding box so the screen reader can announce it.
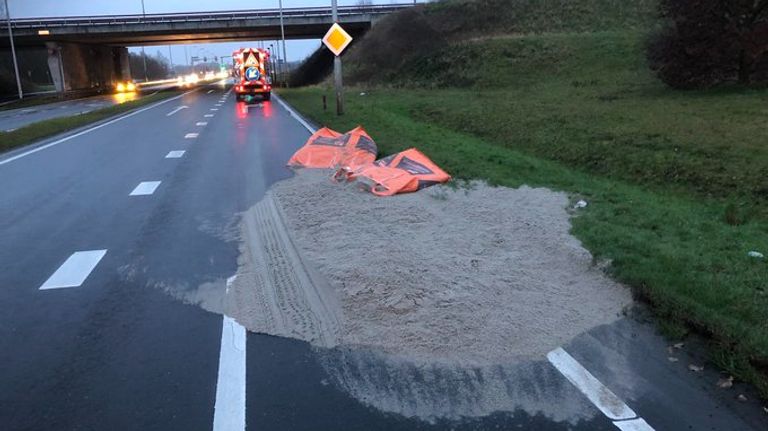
[323,23,353,56]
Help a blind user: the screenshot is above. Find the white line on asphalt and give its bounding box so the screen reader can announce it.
[273,94,316,133]
[196,122,208,126]
[0,91,194,167]
[207,90,215,94]
[613,418,655,431]
[129,181,162,196]
[204,114,214,118]
[40,250,107,290]
[212,313,247,431]
[165,150,185,158]
[166,105,189,116]
[185,133,199,139]
[215,104,222,107]
[547,348,653,428]
[210,108,219,111]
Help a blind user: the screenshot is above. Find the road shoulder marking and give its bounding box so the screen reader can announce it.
[547,347,654,430]
[273,94,317,133]
[129,181,162,196]
[40,250,107,290]
[166,105,189,116]
[212,311,247,431]
[613,418,655,431]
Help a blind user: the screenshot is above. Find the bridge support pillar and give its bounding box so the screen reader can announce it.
[45,42,129,93]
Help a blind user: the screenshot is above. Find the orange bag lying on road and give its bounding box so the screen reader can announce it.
[337,148,451,196]
[287,126,377,169]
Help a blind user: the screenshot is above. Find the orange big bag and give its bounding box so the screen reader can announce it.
[287,126,377,169]
[337,148,451,196]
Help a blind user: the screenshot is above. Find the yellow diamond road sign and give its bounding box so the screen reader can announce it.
[322,23,353,57]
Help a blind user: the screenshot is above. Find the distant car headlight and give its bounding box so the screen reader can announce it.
[116,83,125,92]
[126,82,136,92]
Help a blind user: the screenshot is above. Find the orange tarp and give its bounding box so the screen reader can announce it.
[337,148,451,196]
[287,126,377,169]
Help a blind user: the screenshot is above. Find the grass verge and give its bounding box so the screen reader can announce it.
[280,86,768,397]
[0,91,181,153]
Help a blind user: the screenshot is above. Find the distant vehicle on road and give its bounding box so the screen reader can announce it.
[232,48,272,102]
[115,81,136,93]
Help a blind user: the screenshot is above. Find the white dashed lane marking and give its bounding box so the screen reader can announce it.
[196,122,208,126]
[185,133,199,139]
[39,250,107,290]
[205,114,214,118]
[129,181,162,196]
[210,108,219,111]
[165,150,185,158]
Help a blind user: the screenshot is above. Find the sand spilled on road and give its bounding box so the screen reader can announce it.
[229,170,632,366]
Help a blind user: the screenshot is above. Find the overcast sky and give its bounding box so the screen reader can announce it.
[6,0,403,63]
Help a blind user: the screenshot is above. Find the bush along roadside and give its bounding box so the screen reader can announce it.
[279,87,768,398]
[0,91,181,154]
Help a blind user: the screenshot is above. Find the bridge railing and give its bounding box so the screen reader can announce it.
[9,4,413,29]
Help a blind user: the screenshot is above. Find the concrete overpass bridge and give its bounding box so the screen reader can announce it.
[0,4,411,93]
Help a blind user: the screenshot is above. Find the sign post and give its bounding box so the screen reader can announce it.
[322,5,353,116]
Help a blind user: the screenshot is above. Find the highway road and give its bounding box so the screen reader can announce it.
[0,93,142,132]
[0,82,765,431]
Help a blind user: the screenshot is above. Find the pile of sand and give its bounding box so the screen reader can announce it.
[228,170,632,367]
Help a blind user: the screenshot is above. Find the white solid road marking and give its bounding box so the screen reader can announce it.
[196,122,208,126]
[212,314,247,431]
[547,348,655,430]
[613,418,655,431]
[129,181,162,196]
[0,91,194,167]
[165,150,186,158]
[274,94,317,133]
[166,105,189,116]
[185,133,199,139]
[205,114,214,118]
[40,250,107,290]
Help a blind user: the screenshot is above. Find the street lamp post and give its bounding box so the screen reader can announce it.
[278,0,288,87]
[167,45,173,76]
[140,0,148,82]
[3,0,22,99]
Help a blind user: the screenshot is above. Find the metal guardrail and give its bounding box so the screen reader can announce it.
[8,4,413,29]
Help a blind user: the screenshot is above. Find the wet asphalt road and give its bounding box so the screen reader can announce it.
[0,82,766,431]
